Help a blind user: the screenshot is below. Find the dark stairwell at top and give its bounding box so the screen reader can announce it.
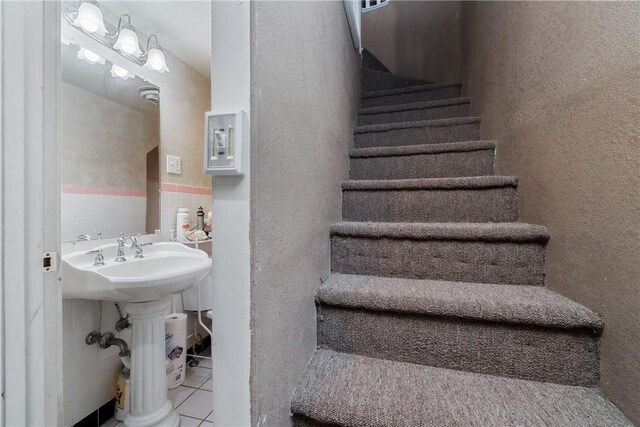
[289,51,633,426]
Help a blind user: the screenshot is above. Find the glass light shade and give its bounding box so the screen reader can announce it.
[144,47,170,73]
[72,2,108,37]
[113,27,142,57]
[77,47,105,65]
[110,64,135,80]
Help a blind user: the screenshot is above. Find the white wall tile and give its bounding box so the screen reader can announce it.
[73,365,98,400]
[98,355,123,406]
[72,386,98,423]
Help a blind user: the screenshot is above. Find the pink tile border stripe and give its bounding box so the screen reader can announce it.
[160,182,212,196]
[62,186,146,197]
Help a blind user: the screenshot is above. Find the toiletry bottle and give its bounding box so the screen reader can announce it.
[197,207,205,231]
[176,208,190,242]
[114,367,130,421]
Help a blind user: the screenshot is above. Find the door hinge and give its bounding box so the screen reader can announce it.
[43,251,58,272]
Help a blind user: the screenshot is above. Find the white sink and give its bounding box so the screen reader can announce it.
[62,242,211,302]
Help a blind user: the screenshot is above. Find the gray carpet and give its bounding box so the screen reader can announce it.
[361,68,428,92]
[361,49,390,73]
[354,117,481,148]
[349,140,496,180]
[291,60,631,425]
[361,82,462,108]
[358,97,471,125]
[331,223,548,286]
[315,274,601,385]
[291,350,633,427]
[342,176,518,223]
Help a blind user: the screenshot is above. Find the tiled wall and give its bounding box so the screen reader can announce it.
[159,183,213,241]
[63,300,131,425]
[61,189,147,242]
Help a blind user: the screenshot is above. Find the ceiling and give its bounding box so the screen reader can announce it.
[101,0,211,77]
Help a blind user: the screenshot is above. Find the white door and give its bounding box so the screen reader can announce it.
[1,1,61,425]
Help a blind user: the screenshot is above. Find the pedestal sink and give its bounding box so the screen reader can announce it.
[62,242,212,427]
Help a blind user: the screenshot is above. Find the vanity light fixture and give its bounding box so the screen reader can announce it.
[113,14,142,58]
[77,47,105,65]
[72,0,108,37]
[110,63,135,80]
[63,0,170,74]
[143,35,170,73]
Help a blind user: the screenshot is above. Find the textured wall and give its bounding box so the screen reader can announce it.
[362,1,462,82]
[249,2,359,425]
[156,51,211,188]
[61,82,159,191]
[460,2,640,422]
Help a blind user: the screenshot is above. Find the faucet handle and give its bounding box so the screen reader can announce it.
[133,241,152,259]
[86,249,105,266]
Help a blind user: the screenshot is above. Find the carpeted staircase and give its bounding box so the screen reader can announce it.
[290,61,633,426]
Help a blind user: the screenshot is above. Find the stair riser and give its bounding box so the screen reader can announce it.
[317,306,600,387]
[361,70,426,92]
[331,237,546,286]
[355,123,481,148]
[350,149,495,180]
[358,104,470,126]
[362,86,462,108]
[342,187,517,223]
[292,415,337,427]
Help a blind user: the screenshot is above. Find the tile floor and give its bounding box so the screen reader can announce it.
[103,355,213,427]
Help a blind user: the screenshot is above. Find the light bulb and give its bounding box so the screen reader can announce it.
[114,27,142,58]
[143,47,170,73]
[72,2,108,37]
[110,64,134,80]
[77,47,105,65]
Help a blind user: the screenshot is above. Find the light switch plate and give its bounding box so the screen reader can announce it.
[167,155,182,175]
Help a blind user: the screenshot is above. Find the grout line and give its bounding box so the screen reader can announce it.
[175,387,198,409]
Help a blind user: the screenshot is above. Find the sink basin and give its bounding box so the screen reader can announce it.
[62,242,211,302]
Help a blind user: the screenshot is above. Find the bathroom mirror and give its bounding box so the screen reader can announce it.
[59,2,213,422]
[60,40,160,242]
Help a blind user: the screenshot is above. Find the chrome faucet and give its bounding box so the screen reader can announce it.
[130,236,152,259]
[115,235,129,262]
[86,249,105,266]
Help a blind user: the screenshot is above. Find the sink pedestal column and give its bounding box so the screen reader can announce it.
[124,298,180,427]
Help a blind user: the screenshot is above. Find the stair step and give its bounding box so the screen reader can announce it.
[359,97,471,125]
[362,49,390,72]
[331,222,550,286]
[342,176,517,223]
[361,68,428,92]
[316,274,602,386]
[361,82,462,108]
[349,140,496,180]
[355,117,481,148]
[291,350,632,427]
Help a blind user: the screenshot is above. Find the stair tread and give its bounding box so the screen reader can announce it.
[292,350,632,427]
[318,274,603,331]
[350,140,496,158]
[362,81,462,99]
[331,222,550,243]
[360,97,471,115]
[342,175,517,191]
[356,116,481,134]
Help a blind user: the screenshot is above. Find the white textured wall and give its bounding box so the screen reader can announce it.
[249,2,359,425]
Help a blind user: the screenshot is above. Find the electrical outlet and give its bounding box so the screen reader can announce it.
[167,155,182,175]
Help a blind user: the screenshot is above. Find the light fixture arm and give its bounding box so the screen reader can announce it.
[145,34,159,56]
[116,14,132,32]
